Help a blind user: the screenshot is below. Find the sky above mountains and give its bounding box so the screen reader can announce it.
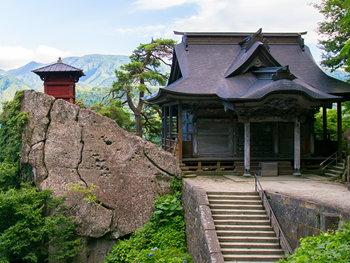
[1,0,323,71]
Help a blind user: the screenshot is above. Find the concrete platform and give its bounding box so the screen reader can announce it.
[184,174,350,214]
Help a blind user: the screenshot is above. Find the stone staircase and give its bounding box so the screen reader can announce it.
[207,191,285,262]
[235,161,294,176]
[323,159,345,178]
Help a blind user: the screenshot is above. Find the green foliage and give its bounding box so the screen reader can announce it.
[0,91,83,262]
[103,178,191,263]
[0,184,83,262]
[68,182,101,204]
[94,99,135,133]
[0,91,31,188]
[313,0,350,74]
[340,0,350,67]
[314,106,350,148]
[279,221,350,263]
[111,38,176,138]
[76,86,110,107]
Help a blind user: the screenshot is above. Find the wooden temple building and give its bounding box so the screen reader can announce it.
[32,57,85,104]
[144,29,350,176]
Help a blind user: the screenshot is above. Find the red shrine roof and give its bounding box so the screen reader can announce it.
[144,29,349,104]
[32,58,85,77]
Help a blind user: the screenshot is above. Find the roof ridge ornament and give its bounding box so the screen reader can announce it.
[239,28,270,52]
[57,57,63,63]
[271,65,297,81]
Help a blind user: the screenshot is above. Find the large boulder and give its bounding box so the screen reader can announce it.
[21,90,183,262]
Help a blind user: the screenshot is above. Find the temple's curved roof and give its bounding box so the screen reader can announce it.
[144,29,350,104]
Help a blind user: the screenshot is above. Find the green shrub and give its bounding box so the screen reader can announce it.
[103,178,192,263]
[279,221,350,263]
[0,91,83,262]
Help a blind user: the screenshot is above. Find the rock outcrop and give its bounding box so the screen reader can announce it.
[21,90,182,262]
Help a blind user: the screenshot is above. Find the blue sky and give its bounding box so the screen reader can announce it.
[0,0,324,70]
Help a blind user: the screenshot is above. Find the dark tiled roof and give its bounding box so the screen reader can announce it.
[144,31,350,104]
[32,62,85,76]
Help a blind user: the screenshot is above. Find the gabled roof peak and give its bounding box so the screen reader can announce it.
[239,28,270,52]
[271,66,296,81]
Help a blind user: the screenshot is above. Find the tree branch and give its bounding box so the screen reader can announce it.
[141,112,159,132]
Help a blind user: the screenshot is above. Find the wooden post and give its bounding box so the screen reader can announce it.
[233,122,237,155]
[162,107,165,150]
[169,106,173,151]
[294,120,302,176]
[337,102,342,157]
[178,104,183,160]
[244,122,251,176]
[323,107,327,141]
[310,121,315,154]
[274,123,279,155]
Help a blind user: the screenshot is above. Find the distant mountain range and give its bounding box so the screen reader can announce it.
[0,54,348,106]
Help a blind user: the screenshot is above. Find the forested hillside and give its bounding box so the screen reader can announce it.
[0,54,130,104]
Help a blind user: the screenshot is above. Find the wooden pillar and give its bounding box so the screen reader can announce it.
[169,106,173,151]
[162,107,166,150]
[244,122,251,176]
[294,120,302,176]
[337,102,342,155]
[323,107,327,141]
[178,104,183,160]
[310,121,315,154]
[274,123,279,155]
[233,122,237,155]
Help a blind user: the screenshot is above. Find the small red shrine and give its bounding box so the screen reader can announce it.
[32,57,85,104]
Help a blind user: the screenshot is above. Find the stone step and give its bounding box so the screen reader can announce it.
[183,174,197,178]
[215,225,273,231]
[211,209,267,215]
[216,230,277,237]
[180,166,190,171]
[223,254,285,262]
[324,172,341,177]
[278,170,294,175]
[212,214,269,220]
[210,204,264,210]
[325,169,343,175]
[214,219,271,226]
[209,200,263,205]
[219,242,280,249]
[208,194,261,200]
[207,191,258,196]
[221,248,284,255]
[218,236,279,243]
[328,165,345,170]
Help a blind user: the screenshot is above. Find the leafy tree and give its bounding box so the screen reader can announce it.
[93,99,136,133]
[340,0,350,62]
[313,0,350,72]
[279,221,350,262]
[110,38,176,137]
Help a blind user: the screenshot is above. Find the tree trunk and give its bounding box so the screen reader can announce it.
[135,111,142,137]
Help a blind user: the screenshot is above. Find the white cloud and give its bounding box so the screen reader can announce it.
[128,0,324,59]
[115,25,166,36]
[132,0,203,10]
[0,45,72,71]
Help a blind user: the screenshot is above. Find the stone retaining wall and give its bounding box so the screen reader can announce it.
[267,192,350,250]
[182,180,224,263]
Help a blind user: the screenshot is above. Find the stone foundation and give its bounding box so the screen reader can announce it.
[182,180,224,263]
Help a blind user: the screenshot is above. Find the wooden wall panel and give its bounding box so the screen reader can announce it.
[197,118,231,157]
